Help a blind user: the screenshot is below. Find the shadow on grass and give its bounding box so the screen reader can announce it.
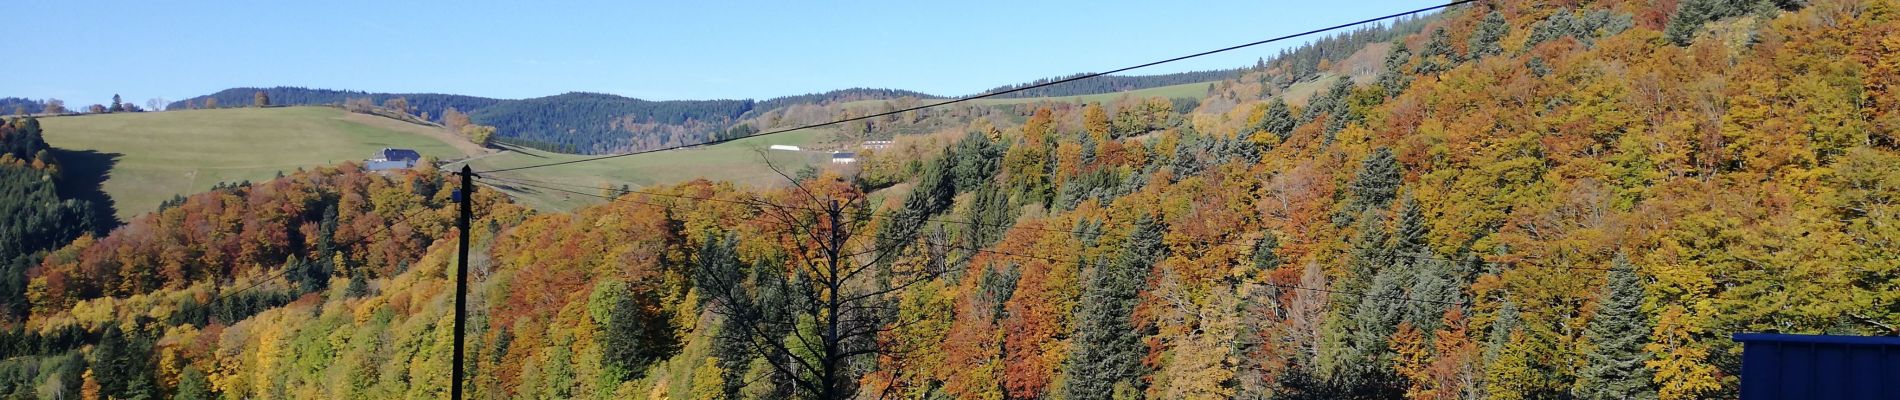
[50,149,122,231]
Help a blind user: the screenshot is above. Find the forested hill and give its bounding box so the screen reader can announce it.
[749,88,940,114]
[974,68,1246,98]
[10,1,1900,399]
[462,92,753,153]
[166,87,504,117]
[0,118,109,323]
[167,69,1258,155]
[0,98,46,116]
[168,88,750,154]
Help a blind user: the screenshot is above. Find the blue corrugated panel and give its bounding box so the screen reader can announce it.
[1732,333,1900,399]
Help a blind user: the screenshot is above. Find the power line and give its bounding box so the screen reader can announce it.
[472,0,1478,175]
[474,175,1465,306]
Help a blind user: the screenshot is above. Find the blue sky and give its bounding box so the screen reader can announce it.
[3,1,1435,105]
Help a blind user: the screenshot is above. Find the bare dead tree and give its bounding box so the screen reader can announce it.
[691,156,968,399]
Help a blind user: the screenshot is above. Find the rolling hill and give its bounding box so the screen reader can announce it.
[19,2,1899,399]
[31,105,837,217]
[37,107,477,219]
[454,127,831,211]
[168,69,1250,155]
[459,83,1218,212]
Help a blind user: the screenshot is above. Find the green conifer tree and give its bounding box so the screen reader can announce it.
[1485,298,1521,363]
[1340,147,1402,225]
[1257,99,1297,140]
[1379,44,1414,97]
[1417,28,1458,74]
[1468,11,1509,59]
[1346,261,1410,389]
[175,365,213,400]
[90,324,158,399]
[1574,255,1657,400]
[1064,215,1165,399]
[601,280,677,378]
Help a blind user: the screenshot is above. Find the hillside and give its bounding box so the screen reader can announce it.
[468,81,1221,213]
[169,69,1257,156]
[37,106,478,219]
[455,127,830,212]
[7,1,1900,400]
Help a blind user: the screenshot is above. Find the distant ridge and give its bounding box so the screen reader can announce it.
[168,68,1239,155]
[973,68,1245,99]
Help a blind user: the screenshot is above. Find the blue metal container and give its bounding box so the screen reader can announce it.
[1731,333,1900,399]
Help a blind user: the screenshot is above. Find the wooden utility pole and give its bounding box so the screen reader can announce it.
[452,165,473,399]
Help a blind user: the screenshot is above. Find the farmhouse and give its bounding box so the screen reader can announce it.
[366,147,422,171]
[830,151,857,164]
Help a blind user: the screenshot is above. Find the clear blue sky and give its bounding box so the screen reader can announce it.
[3,1,1435,105]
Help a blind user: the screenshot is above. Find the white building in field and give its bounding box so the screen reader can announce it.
[365,148,421,171]
[861,140,894,150]
[769,145,801,151]
[830,151,857,164]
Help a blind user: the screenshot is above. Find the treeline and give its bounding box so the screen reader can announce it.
[975,69,1244,99]
[0,163,526,399]
[168,69,1322,155]
[0,118,108,323]
[466,92,753,154]
[28,164,478,310]
[1260,14,1434,84]
[170,88,755,154]
[0,98,43,116]
[167,87,503,117]
[750,88,939,114]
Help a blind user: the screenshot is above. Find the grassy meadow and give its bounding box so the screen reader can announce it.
[456,128,830,211]
[38,106,472,219]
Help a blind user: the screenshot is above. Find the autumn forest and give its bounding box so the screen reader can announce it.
[3,0,1899,399]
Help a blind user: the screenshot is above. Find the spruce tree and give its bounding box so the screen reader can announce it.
[1417,28,1457,74]
[1302,77,1353,123]
[1064,215,1165,400]
[1252,233,1283,273]
[966,182,1014,250]
[1391,197,1427,256]
[1666,0,1724,46]
[1379,44,1413,97]
[601,281,677,378]
[1574,255,1657,400]
[1485,298,1521,363]
[1347,232,1416,389]
[1341,147,1402,225]
[877,157,955,264]
[1468,11,1508,59]
[344,272,369,298]
[1404,259,1459,333]
[302,203,341,293]
[704,246,762,393]
[1664,0,1778,45]
[976,264,1021,317]
[1339,209,1391,307]
[1257,99,1296,140]
[950,132,998,193]
[90,325,158,399]
[175,365,213,400]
